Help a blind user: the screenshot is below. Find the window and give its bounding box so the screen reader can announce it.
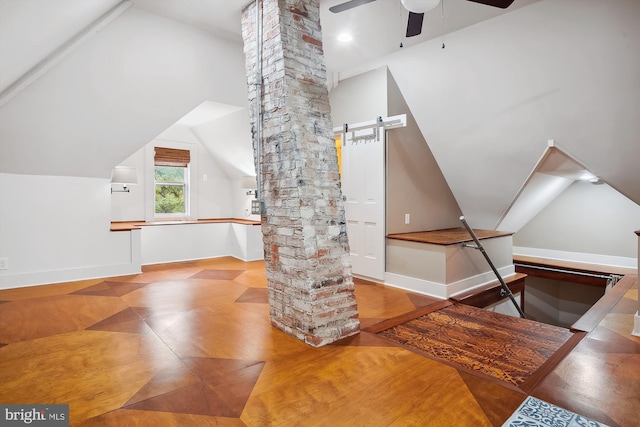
[154,147,190,217]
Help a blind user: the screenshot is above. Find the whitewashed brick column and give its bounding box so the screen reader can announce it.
[241,0,359,347]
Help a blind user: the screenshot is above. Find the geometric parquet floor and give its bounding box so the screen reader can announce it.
[0,258,637,426]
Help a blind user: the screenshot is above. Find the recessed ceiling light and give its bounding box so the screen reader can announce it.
[578,171,599,182]
[337,32,353,43]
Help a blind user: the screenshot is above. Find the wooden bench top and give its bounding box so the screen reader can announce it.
[387,228,514,245]
[111,218,261,231]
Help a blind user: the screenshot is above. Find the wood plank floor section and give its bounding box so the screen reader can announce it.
[0,259,636,426]
[377,303,576,389]
[531,275,640,427]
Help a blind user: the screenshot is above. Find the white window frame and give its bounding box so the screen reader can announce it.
[144,143,198,222]
[154,164,191,219]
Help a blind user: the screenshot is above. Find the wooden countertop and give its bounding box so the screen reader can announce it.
[387,228,514,246]
[111,218,261,231]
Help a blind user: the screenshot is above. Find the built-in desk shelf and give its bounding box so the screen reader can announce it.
[109,218,263,265]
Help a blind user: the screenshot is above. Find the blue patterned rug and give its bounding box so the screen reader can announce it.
[502,396,609,427]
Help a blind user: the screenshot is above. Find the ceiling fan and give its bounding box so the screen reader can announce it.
[329,0,515,38]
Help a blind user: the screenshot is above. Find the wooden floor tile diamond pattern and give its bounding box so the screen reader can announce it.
[0,294,129,343]
[189,269,245,280]
[379,303,575,387]
[235,287,269,304]
[124,358,265,418]
[70,281,149,297]
[0,259,634,426]
[86,307,151,335]
[70,282,119,296]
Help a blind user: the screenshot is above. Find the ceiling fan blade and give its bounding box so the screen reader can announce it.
[329,0,378,13]
[466,0,515,8]
[406,11,424,37]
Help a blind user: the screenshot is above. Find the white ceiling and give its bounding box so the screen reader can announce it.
[320,0,540,75]
[131,0,242,41]
[0,0,540,112]
[175,100,244,127]
[130,0,540,75]
[0,0,121,93]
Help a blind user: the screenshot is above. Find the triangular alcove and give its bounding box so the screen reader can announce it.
[497,143,601,233]
[500,142,638,270]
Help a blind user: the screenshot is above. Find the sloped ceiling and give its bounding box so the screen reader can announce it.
[189,105,255,178]
[0,0,638,231]
[0,0,121,93]
[0,1,249,179]
[368,0,640,228]
[497,147,589,233]
[131,0,242,42]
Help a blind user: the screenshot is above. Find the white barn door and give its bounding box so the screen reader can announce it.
[341,126,385,281]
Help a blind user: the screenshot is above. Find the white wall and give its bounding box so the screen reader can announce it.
[514,181,640,265]
[0,173,140,289]
[111,148,145,221]
[111,122,255,222]
[343,0,640,229]
[229,223,264,261]
[386,70,462,233]
[0,168,262,289]
[140,222,263,265]
[497,172,574,233]
[140,223,225,265]
[514,180,638,326]
[196,141,236,219]
[0,6,255,289]
[329,66,388,126]
[329,67,462,234]
[524,277,604,328]
[0,0,122,93]
[189,109,259,221]
[385,235,514,298]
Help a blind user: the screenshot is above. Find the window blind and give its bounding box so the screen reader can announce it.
[154,147,190,167]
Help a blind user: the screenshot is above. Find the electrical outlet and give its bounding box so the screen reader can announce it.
[0,258,8,270]
[404,213,410,225]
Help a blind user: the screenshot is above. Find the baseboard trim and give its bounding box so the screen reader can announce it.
[383,272,447,299]
[513,246,637,269]
[0,263,142,290]
[384,265,515,299]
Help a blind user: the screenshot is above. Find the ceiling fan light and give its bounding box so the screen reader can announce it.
[337,32,353,42]
[401,0,441,13]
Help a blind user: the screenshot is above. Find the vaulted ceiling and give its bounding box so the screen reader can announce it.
[0,0,638,229]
